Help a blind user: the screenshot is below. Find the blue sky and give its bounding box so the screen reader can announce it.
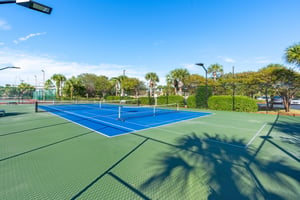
[0,0,300,86]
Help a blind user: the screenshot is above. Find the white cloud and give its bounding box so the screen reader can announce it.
[13,32,46,44]
[0,49,149,86]
[218,56,236,63]
[0,42,4,46]
[254,57,272,64]
[0,19,11,30]
[224,58,235,63]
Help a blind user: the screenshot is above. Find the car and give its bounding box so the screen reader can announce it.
[290,98,300,105]
[256,96,271,102]
[273,96,283,104]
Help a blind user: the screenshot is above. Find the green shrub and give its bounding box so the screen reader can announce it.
[162,95,184,106]
[138,97,151,105]
[186,95,197,108]
[208,95,258,112]
[105,96,134,101]
[139,95,184,105]
[195,86,212,108]
[186,86,212,109]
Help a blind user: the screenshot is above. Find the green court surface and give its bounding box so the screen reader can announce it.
[0,104,299,199]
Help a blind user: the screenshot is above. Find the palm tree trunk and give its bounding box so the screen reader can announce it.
[59,81,62,98]
[71,87,73,100]
[115,84,118,96]
[149,87,152,97]
[179,87,182,96]
[213,72,217,81]
[55,83,59,98]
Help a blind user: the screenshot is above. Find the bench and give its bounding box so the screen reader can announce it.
[0,109,5,116]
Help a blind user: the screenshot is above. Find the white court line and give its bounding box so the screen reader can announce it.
[41,105,212,137]
[108,112,213,138]
[204,138,245,149]
[245,123,267,149]
[40,107,136,135]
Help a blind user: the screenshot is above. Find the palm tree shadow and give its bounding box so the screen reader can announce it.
[139,132,299,199]
[1,112,27,117]
[272,120,300,146]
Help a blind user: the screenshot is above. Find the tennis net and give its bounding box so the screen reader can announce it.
[36,100,101,113]
[99,99,139,109]
[36,99,139,113]
[117,103,179,121]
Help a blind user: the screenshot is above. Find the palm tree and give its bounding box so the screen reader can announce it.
[110,77,120,96]
[208,64,224,81]
[18,82,35,98]
[165,74,173,95]
[44,79,54,90]
[170,68,190,95]
[51,74,66,99]
[118,75,128,97]
[285,43,300,67]
[145,72,159,97]
[64,76,82,99]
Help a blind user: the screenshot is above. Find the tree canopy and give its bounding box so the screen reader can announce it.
[285,43,300,67]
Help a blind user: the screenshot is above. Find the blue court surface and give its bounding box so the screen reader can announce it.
[39,103,212,137]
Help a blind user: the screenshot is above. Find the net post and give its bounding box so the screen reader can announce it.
[35,101,38,112]
[118,105,121,119]
[176,103,179,111]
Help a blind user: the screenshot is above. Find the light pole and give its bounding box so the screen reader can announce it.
[196,63,208,108]
[121,70,126,97]
[41,69,45,101]
[0,0,52,15]
[34,75,37,88]
[232,66,235,111]
[0,66,20,71]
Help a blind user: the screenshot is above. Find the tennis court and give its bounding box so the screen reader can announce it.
[0,104,299,199]
[37,101,212,137]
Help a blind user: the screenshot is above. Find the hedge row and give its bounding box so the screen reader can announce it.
[105,96,134,101]
[105,95,184,105]
[186,95,197,108]
[105,95,258,112]
[208,95,258,112]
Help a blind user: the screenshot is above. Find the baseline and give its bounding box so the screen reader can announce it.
[245,123,267,149]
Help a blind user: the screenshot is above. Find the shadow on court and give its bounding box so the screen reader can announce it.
[137,115,299,199]
[0,131,92,162]
[272,119,300,147]
[0,121,74,136]
[0,112,27,117]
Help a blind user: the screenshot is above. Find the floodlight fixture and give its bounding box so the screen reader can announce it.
[0,1,52,14]
[195,63,207,72]
[16,0,52,14]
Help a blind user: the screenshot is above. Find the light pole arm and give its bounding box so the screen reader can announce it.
[0,66,20,70]
[0,1,16,4]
